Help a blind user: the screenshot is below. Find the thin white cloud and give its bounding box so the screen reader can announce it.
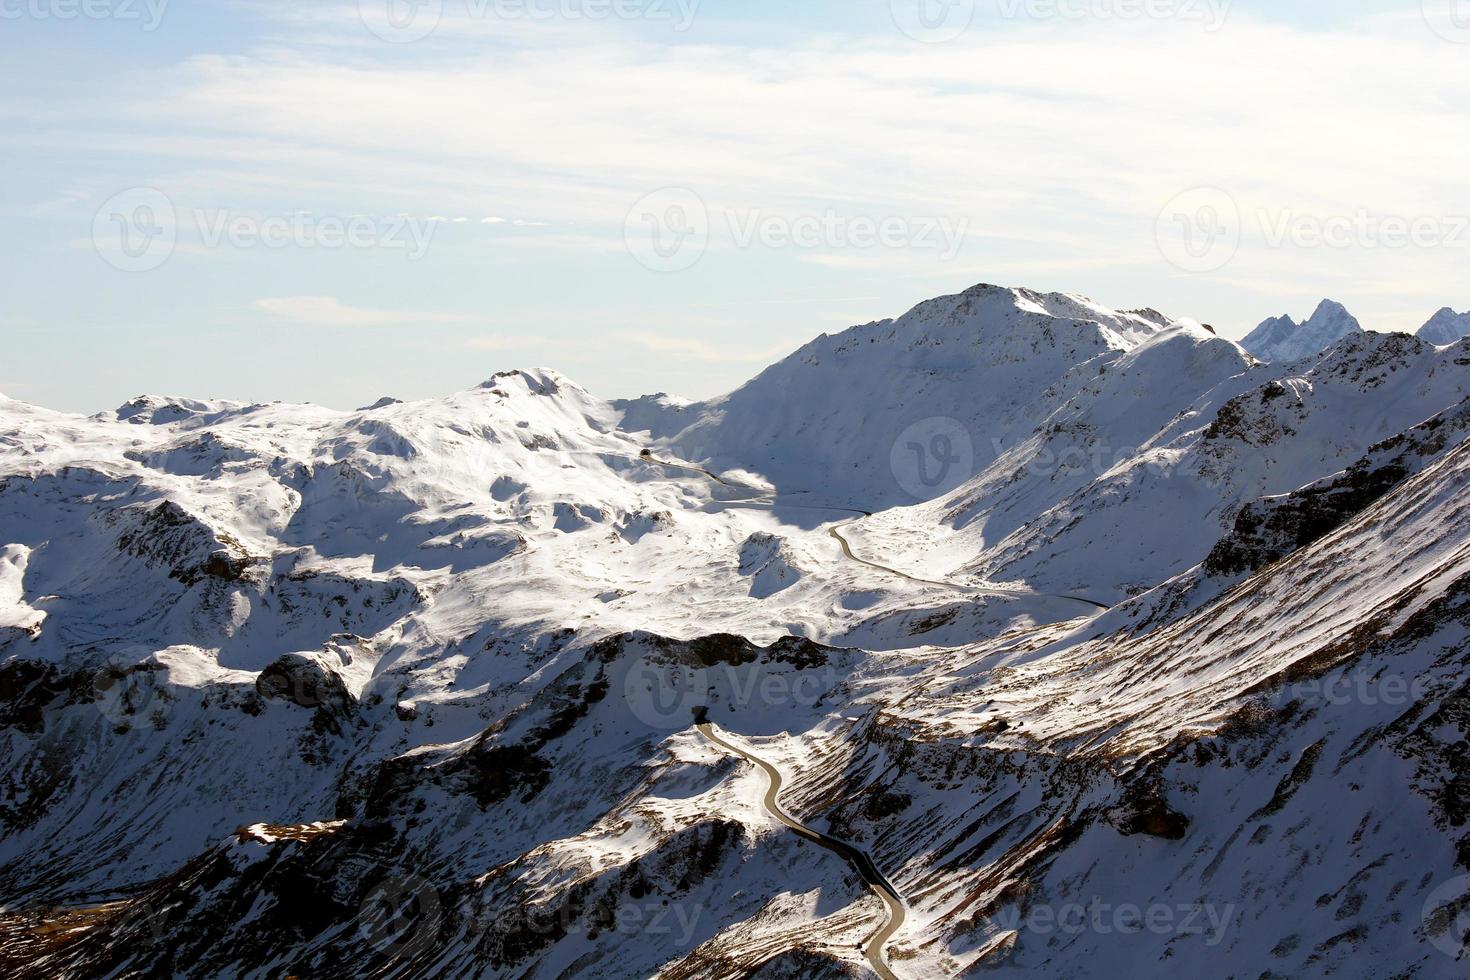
[252,296,475,328]
[464,335,582,352]
[87,16,1468,254]
[621,332,794,364]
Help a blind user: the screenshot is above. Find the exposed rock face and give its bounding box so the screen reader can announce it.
[256,652,355,713]
[1205,396,1470,577]
[113,501,263,589]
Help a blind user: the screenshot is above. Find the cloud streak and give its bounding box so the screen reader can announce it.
[252,296,478,328]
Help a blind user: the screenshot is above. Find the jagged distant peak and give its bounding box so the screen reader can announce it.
[1240,298,1364,363]
[1304,298,1361,331]
[1418,307,1470,346]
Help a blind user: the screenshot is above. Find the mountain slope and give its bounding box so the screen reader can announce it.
[620,284,1174,510]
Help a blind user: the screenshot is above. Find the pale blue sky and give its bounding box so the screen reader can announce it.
[2,0,1467,411]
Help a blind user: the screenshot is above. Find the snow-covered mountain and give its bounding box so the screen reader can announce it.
[1419,307,1470,346]
[4,284,1470,979]
[1238,298,1365,363]
[620,286,1174,510]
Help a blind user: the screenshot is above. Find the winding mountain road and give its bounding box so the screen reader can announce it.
[636,451,1111,613]
[696,722,906,980]
[626,449,1105,977]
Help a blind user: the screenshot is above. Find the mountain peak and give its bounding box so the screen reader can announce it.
[1418,307,1470,346]
[1305,298,1359,329]
[476,368,578,397]
[1240,299,1363,363]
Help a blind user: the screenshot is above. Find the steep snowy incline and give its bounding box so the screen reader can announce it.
[812,410,1470,977]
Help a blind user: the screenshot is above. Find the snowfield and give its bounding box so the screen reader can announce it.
[3,283,1470,978]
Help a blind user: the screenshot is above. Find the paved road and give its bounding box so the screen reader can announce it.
[697,722,906,980]
[640,452,1110,613]
[638,449,1108,977]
